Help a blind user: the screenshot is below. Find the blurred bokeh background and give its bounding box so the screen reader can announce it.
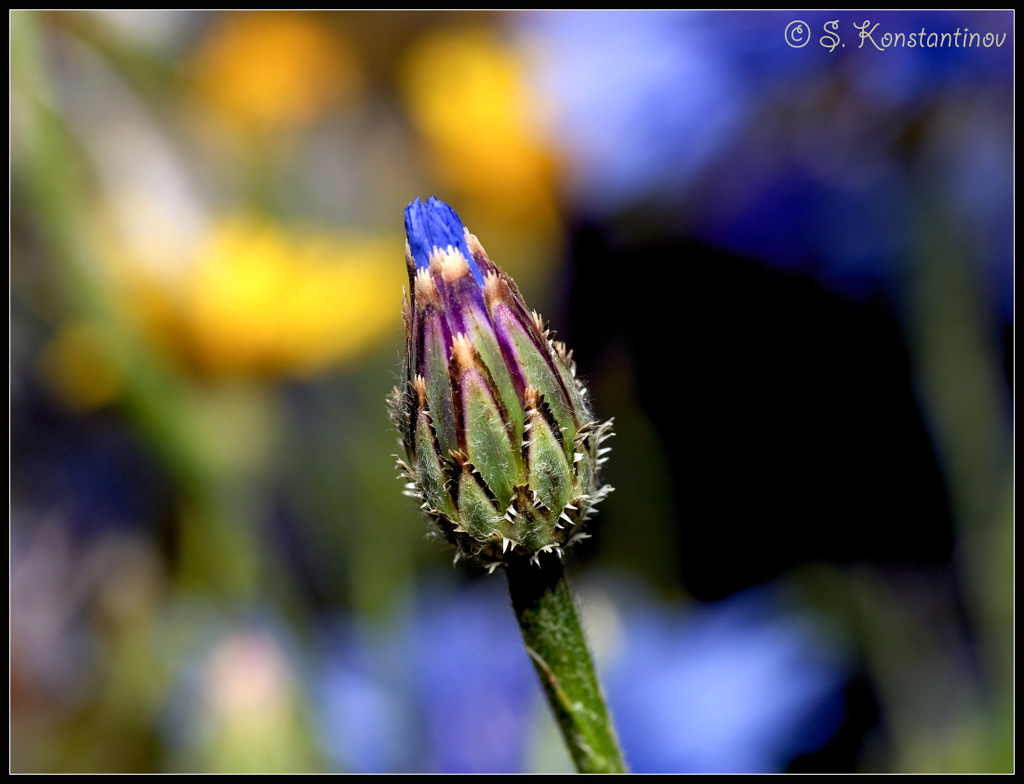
[10,10,1012,773]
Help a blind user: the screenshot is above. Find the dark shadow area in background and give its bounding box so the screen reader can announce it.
[787,673,882,773]
[563,222,971,771]
[565,222,957,600]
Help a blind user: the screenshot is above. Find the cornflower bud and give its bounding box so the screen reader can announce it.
[390,197,613,569]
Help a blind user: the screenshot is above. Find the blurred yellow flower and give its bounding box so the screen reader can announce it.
[400,25,560,226]
[107,214,403,379]
[37,321,123,410]
[189,12,361,135]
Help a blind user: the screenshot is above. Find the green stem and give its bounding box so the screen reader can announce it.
[506,555,627,774]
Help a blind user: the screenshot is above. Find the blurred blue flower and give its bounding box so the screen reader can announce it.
[408,580,535,773]
[522,12,754,213]
[600,584,847,773]
[313,576,848,773]
[315,579,535,774]
[519,11,1012,313]
[836,10,1013,107]
[316,619,419,773]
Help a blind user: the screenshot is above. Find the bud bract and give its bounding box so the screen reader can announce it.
[390,197,613,568]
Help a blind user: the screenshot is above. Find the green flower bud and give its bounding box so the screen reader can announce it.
[390,197,613,568]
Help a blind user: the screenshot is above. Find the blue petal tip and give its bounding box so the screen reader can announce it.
[405,196,484,285]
